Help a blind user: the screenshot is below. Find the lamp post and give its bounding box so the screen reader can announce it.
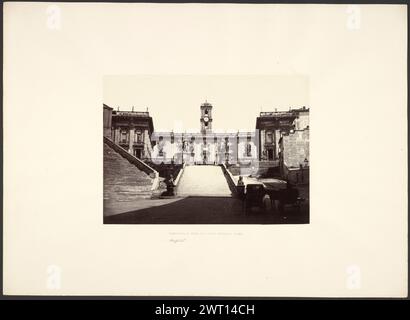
[236,131,239,165]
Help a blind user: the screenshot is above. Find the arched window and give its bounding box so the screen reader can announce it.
[121,130,128,143]
[135,130,142,143]
[246,143,252,157]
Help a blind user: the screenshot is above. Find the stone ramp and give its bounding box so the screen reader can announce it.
[104,142,153,201]
[177,165,232,197]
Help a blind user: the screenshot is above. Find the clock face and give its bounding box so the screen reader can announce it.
[203,116,209,122]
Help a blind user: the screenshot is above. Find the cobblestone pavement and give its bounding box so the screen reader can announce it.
[104,195,309,224]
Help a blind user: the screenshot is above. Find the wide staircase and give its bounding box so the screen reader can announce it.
[104,142,153,201]
[177,165,232,197]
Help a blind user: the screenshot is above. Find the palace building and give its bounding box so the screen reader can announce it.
[103,104,154,160]
[150,101,257,166]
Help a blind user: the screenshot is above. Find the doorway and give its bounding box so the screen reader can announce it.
[267,149,274,160]
[134,148,142,159]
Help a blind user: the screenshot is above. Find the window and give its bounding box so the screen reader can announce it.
[134,149,142,159]
[135,130,142,143]
[158,136,164,156]
[121,131,128,143]
[266,131,273,144]
[246,143,252,157]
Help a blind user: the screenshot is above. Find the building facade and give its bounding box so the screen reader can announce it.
[104,102,309,180]
[150,102,257,165]
[256,107,309,162]
[103,104,154,160]
[150,131,258,166]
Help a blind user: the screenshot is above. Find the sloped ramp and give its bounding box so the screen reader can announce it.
[177,165,232,197]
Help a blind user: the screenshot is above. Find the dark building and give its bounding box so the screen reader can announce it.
[256,106,309,182]
[103,104,113,138]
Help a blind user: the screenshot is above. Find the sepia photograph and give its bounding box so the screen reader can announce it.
[2,2,406,298]
[103,76,310,224]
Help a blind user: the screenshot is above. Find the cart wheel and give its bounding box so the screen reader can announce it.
[273,200,279,213]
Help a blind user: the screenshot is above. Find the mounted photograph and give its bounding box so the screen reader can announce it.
[3,2,406,298]
[103,75,310,224]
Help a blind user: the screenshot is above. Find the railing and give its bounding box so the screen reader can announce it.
[115,111,149,117]
[282,163,309,185]
[173,162,186,196]
[104,136,159,191]
[260,111,294,117]
[220,163,238,196]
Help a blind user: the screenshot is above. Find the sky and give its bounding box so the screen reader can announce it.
[103,75,309,132]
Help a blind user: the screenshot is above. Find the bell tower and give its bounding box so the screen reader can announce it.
[200,101,213,134]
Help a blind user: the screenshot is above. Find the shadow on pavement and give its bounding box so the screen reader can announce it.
[104,196,309,224]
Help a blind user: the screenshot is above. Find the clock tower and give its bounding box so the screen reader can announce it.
[200,101,213,134]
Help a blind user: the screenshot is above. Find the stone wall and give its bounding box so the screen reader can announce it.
[294,112,309,130]
[104,136,159,183]
[283,129,309,168]
[103,106,112,138]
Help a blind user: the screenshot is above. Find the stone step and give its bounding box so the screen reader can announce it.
[104,142,154,201]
